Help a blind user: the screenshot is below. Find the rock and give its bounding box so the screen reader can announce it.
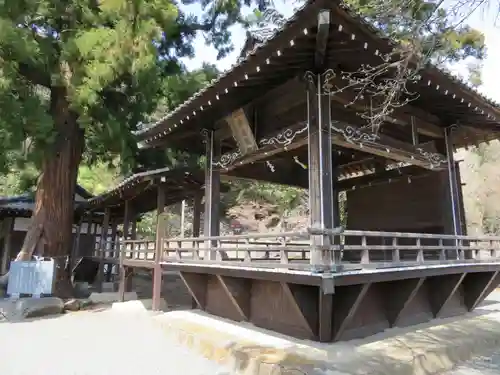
[79,299,93,309]
[14,297,64,319]
[64,298,81,311]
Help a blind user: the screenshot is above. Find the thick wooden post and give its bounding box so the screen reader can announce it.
[202,129,221,260]
[192,192,202,237]
[444,126,463,259]
[97,208,110,292]
[153,184,166,311]
[72,215,84,266]
[119,200,131,302]
[106,221,118,281]
[1,218,14,274]
[89,218,98,257]
[305,69,338,271]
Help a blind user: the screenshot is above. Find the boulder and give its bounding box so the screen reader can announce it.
[14,297,64,319]
[63,298,81,312]
[79,298,93,309]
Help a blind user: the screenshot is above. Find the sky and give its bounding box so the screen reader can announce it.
[180,1,500,104]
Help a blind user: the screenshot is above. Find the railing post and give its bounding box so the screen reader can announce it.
[244,238,251,263]
[392,237,400,263]
[458,238,464,260]
[280,237,289,265]
[439,238,445,261]
[360,236,369,264]
[416,238,423,263]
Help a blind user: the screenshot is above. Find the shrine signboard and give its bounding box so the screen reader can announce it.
[7,259,56,297]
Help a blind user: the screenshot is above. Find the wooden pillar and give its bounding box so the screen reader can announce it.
[305,69,338,271]
[131,219,137,240]
[192,192,202,238]
[1,218,14,274]
[97,208,110,291]
[72,215,84,265]
[180,200,186,237]
[89,218,98,257]
[202,129,221,260]
[153,184,166,311]
[119,200,131,301]
[444,126,463,259]
[106,221,118,281]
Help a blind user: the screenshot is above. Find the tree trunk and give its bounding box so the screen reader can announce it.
[17,92,85,298]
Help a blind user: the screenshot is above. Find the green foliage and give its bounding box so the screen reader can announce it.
[77,162,121,195]
[0,0,275,176]
[345,0,486,65]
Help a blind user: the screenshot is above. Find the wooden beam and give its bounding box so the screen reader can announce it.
[281,282,317,338]
[411,116,419,145]
[333,283,371,341]
[225,108,258,155]
[462,271,500,311]
[338,165,429,191]
[384,277,426,327]
[106,222,118,281]
[428,273,466,317]
[318,289,333,342]
[216,275,250,321]
[314,10,331,70]
[118,200,131,302]
[180,272,208,309]
[214,120,446,172]
[331,121,446,170]
[192,192,202,237]
[213,121,309,171]
[253,74,444,141]
[0,218,14,274]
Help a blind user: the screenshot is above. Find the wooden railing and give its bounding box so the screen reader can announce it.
[104,228,500,268]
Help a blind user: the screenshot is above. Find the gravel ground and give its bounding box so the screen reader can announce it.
[0,309,230,375]
[445,352,500,374]
[443,291,500,375]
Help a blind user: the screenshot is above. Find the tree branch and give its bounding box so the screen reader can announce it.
[17,62,51,88]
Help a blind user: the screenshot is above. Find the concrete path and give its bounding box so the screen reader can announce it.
[0,309,230,375]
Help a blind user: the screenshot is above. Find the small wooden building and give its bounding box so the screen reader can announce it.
[0,185,104,273]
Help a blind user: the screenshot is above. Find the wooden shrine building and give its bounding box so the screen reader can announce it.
[84,167,209,287]
[0,185,108,274]
[106,0,500,342]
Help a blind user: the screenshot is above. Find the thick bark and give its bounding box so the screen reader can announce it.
[17,92,85,298]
